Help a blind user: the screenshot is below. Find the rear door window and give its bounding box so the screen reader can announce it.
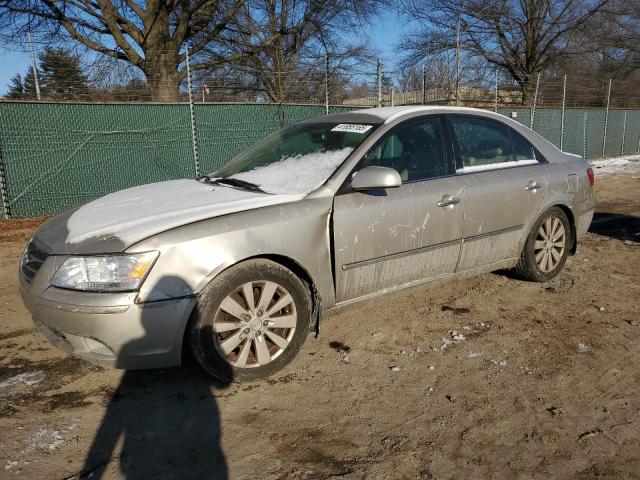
[450,116,541,171]
[451,117,513,167]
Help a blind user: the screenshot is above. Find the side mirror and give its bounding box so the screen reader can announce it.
[351,166,402,191]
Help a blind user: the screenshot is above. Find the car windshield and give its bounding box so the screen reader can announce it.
[210,122,377,194]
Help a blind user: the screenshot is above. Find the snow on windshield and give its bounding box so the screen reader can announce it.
[230,146,354,194]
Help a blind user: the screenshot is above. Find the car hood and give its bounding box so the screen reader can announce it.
[34,179,304,254]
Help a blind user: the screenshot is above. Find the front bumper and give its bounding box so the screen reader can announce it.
[20,255,196,370]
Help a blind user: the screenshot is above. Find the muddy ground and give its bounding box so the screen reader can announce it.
[0,173,638,480]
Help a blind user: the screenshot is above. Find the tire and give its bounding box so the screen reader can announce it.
[512,206,571,282]
[190,259,311,382]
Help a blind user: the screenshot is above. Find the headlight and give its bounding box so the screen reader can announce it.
[51,252,159,292]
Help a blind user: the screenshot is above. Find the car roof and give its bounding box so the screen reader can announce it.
[303,106,506,126]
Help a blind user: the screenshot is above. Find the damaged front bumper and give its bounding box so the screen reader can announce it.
[19,252,195,370]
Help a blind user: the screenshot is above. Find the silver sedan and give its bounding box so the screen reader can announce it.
[19,106,595,381]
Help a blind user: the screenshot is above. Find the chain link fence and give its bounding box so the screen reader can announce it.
[0,102,358,218]
[1,54,640,219]
[2,101,638,219]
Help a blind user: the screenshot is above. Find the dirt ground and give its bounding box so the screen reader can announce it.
[0,172,639,480]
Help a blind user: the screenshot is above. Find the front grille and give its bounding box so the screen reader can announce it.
[21,238,50,283]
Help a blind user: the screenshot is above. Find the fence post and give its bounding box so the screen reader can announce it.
[185,48,201,178]
[560,74,567,150]
[0,149,10,219]
[620,111,628,155]
[602,78,612,158]
[324,53,330,115]
[422,64,426,105]
[583,112,588,158]
[391,89,395,107]
[376,59,382,108]
[494,68,498,113]
[530,72,541,130]
[455,15,461,106]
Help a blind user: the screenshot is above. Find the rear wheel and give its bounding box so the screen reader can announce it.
[513,207,571,282]
[190,259,311,382]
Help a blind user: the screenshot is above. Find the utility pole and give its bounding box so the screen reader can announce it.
[27,31,41,101]
[455,16,461,106]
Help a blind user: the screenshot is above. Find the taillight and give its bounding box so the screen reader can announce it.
[587,167,594,187]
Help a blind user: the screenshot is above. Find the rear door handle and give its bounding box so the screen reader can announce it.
[525,182,543,191]
[437,196,460,207]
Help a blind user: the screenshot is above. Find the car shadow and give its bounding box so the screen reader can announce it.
[78,275,232,479]
[589,212,640,243]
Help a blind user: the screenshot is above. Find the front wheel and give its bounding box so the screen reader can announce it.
[190,259,311,382]
[513,207,571,282]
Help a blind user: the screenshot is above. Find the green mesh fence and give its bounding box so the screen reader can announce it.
[498,107,640,158]
[0,102,638,218]
[0,102,194,218]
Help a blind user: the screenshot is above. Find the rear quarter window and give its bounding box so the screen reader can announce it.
[451,117,513,167]
[510,131,536,161]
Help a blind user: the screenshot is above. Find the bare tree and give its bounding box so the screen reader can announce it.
[399,0,612,102]
[0,0,270,102]
[216,0,381,103]
[582,0,640,74]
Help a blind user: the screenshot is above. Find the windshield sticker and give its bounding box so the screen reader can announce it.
[331,124,373,134]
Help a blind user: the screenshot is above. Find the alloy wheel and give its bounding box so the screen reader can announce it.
[213,281,297,368]
[534,216,566,273]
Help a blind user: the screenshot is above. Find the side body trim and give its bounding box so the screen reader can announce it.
[340,224,523,272]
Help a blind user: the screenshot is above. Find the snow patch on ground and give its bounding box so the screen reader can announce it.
[29,424,77,452]
[231,147,354,194]
[589,155,640,176]
[0,371,44,389]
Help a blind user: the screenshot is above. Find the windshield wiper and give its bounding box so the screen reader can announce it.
[203,176,268,194]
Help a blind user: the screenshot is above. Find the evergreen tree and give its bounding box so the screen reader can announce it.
[38,47,88,99]
[6,74,25,98]
[3,48,88,100]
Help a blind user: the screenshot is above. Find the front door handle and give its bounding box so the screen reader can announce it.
[525,182,543,191]
[437,196,460,207]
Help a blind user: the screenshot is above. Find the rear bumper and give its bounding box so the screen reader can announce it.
[573,197,596,241]
[21,282,196,370]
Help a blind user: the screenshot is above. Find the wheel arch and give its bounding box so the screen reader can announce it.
[551,204,577,255]
[249,253,322,335]
[517,203,577,263]
[181,254,322,363]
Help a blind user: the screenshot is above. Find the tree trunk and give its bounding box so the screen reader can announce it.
[520,75,537,106]
[142,6,180,103]
[145,64,180,103]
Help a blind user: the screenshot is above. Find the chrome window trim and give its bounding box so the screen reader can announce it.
[455,159,539,175]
